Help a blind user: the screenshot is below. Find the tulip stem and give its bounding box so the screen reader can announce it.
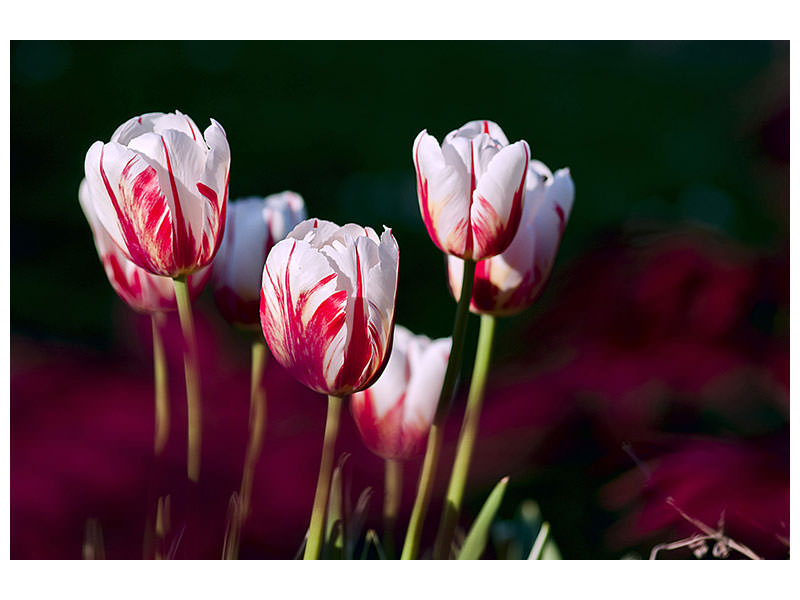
[240,336,268,520]
[225,336,269,560]
[173,276,202,483]
[401,258,476,560]
[151,312,169,456]
[433,313,496,559]
[303,394,343,560]
[383,458,403,559]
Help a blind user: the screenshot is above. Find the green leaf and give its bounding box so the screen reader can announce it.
[527,522,550,560]
[457,476,509,560]
[540,536,562,560]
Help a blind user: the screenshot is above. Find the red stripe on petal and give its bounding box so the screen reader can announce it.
[463,140,476,257]
[210,170,229,261]
[470,143,529,260]
[482,120,490,134]
[414,143,446,253]
[351,389,412,459]
[196,182,217,204]
[335,245,373,392]
[185,116,197,141]
[555,204,566,235]
[161,136,197,272]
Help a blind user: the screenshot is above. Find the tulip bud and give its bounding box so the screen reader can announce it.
[79,179,210,314]
[82,111,231,278]
[260,219,399,397]
[413,120,530,261]
[350,325,451,460]
[212,192,307,327]
[448,160,574,316]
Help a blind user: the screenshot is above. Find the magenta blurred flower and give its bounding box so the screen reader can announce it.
[413,120,530,261]
[260,219,399,397]
[350,325,451,460]
[82,111,230,278]
[79,179,210,313]
[212,192,306,327]
[448,160,574,315]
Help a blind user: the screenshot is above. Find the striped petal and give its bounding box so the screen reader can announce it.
[470,140,530,260]
[261,237,346,394]
[84,140,176,276]
[413,130,471,256]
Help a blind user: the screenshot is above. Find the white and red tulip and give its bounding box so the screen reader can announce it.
[82,111,230,278]
[350,325,451,460]
[212,192,307,327]
[79,179,210,314]
[260,219,399,397]
[413,120,530,261]
[448,160,574,316]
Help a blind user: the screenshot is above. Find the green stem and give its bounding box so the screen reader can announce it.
[224,336,269,560]
[240,337,268,519]
[433,313,496,559]
[383,458,403,559]
[173,276,202,482]
[400,258,476,560]
[303,394,343,560]
[151,312,169,456]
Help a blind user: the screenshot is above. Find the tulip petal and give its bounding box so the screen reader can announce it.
[84,140,176,276]
[413,130,471,256]
[403,336,451,433]
[261,238,348,394]
[153,111,206,150]
[199,119,230,260]
[110,112,165,145]
[471,140,530,260]
[450,119,510,147]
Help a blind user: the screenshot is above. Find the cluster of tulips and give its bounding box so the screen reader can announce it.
[79,111,574,560]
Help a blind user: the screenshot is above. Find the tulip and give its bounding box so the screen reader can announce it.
[402,119,528,560]
[84,110,229,481]
[83,110,230,278]
[79,179,210,315]
[413,119,530,261]
[433,159,574,558]
[350,325,451,461]
[260,218,399,398]
[447,160,575,316]
[260,218,399,559]
[213,192,307,327]
[351,324,451,558]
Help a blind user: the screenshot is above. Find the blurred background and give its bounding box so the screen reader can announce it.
[10,41,789,559]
